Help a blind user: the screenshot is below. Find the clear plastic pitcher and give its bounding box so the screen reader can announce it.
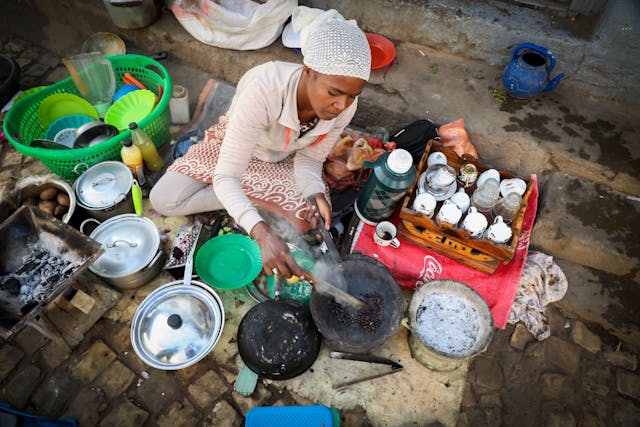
[63,52,116,118]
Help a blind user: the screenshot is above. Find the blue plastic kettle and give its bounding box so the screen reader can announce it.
[502,43,565,99]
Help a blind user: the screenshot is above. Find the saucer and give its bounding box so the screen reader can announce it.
[431,181,458,201]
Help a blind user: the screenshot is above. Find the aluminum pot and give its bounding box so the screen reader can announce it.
[73,161,134,221]
[80,214,163,289]
[130,279,225,370]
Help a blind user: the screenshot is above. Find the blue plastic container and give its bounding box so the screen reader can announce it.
[245,405,337,427]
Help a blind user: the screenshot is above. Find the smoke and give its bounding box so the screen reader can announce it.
[256,206,345,285]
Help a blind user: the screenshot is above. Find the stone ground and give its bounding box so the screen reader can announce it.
[1,11,640,427]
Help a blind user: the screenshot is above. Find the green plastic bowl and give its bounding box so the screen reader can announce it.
[104,89,156,132]
[196,234,263,289]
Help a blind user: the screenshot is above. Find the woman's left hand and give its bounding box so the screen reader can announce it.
[305,193,331,231]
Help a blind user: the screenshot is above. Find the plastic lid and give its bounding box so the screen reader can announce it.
[128,122,138,130]
[387,149,413,173]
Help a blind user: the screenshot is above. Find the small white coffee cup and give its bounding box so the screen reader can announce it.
[374,221,400,248]
[476,168,500,188]
[413,193,437,217]
[449,188,470,214]
[461,206,488,237]
[427,151,447,167]
[436,200,462,226]
[485,215,513,244]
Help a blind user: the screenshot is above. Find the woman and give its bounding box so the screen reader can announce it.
[150,18,371,279]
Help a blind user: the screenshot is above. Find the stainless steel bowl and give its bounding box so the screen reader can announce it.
[74,121,119,148]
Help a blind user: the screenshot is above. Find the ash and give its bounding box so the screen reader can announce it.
[415,292,481,357]
[0,240,81,306]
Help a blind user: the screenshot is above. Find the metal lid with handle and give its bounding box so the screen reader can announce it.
[74,161,133,209]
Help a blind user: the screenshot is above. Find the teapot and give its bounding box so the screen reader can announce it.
[502,43,565,99]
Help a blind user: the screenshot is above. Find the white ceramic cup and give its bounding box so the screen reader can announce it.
[427,151,448,167]
[449,188,470,214]
[436,200,462,226]
[485,215,513,244]
[374,221,400,248]
[413,193,437,217]
[500,178,527,198]
[476,168,500,188]
[461,206,488,237]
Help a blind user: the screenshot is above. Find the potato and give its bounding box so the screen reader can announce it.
[39,187,59,201]
[38,200,57,215]
[21,197,37,207]
[56,192,70,207]
[54,204,68,218]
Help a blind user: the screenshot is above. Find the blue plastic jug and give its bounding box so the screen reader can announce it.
[502,43,565,99]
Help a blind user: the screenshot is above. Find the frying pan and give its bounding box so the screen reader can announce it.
[237,278,321,380]
[310,253,403,354]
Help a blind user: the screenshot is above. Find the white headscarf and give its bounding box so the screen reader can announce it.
[298,8,371,81]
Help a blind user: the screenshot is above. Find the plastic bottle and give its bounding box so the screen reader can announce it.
[120,139,146,186]
[129,122,165,172]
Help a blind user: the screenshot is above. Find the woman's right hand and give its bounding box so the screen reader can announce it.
[250,221,303,279]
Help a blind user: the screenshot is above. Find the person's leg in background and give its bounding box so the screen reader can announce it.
[149,171,223,216]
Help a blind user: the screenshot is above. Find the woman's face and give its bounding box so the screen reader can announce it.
[305,69,367,121]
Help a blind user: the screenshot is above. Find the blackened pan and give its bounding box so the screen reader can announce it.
[310,253,403,353]
[237,297,321,380]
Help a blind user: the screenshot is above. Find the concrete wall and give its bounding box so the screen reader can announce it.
[302,0,640,105]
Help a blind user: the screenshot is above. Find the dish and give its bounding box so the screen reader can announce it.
[104,89,156,131]
[366,33,396,70]
[45,114,95,141]
[37,93,99,130]
[53,128,77,148]
[195,234,263,289]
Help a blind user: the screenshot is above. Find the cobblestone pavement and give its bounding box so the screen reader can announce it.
[1,33,639,427]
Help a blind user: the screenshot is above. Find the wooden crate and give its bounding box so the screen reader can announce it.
[398,140,534,274]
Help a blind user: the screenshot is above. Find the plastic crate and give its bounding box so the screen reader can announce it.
[3,54,172,180]
[245,406,338,427]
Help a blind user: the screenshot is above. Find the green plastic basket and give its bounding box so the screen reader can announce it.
[3,54,172,180]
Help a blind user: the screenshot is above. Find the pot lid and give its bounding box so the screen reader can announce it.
[74,161,132,208]
[131,280,225,370]
[89,214,160,277]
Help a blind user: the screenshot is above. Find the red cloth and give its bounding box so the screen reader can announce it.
[352,175,539,328]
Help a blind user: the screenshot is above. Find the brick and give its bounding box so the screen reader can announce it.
[570,321,601,353]
[583,365,612,396]
[187,369,227,409]
[540,373,573,400]
[232,384,272,415]
[32,370,78,416]
[65,386,109,427]
[94,360,135,398]
[613,398,640,427]
[156,399,202,427]
[72,340,117,382]
[3,149,22,167]
[545,337,581,374]
[40,340,71,369]
[203,400,242,427]
[603,350,637,371]
[510,322,534,351]
[25,62,50,78]
[134,370,179,414]
[542,403,576,427]
[99,397,149,427]
[0,344,24,380]
[473,357,503,391]
[2,364,41,407]
[617,369,640,400]
[14,326,48,355]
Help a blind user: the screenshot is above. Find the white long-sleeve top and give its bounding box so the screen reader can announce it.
[212,61,358,234]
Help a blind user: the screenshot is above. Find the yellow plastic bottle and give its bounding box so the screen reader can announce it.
[129,122,165,172]
[120,139,146,186]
